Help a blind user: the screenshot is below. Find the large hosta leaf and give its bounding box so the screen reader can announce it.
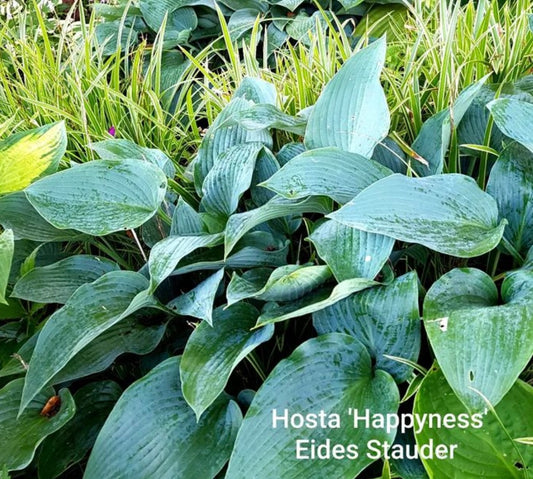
[261,147,391,203]
[488,98,533,153]
[227,264,331,305]
[200,142,263,218]
[38,381,122,479]
[304,38,389,157]
[0,379,75,471]
[12,255,119,304]
[309,220,394,281]
[167,269,224,324]
[181,303,273,418]
[25,159,167,236]
[0,230,14,305]
[84,356,242,479]
[0,192,83,242]
[20,271,157,414]
[414,367,533,478]
[148,233,223,291]
[0,122,66,195]
[224,196,331,255]
[412,78,487,176]
[313,272,420,382]
[487,142,533,256]
[329,174,505,258]
[225,334,399,479]
[256,278,378,326]
[140,0,214,31]
[424,268,533,411]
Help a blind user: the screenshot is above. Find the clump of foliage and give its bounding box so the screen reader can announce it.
[0,33,532,478]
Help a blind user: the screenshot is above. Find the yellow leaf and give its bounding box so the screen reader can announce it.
[0,122,67,194]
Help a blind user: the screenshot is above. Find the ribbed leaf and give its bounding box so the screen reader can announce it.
[488,98,533,153]
[19,271,156,414]
[234,77,276,105]
[227,264,331,305]
[329,174,506,258]
[200,142,263,218]
[148,233,224,291]
[26,159,167,236]
[424,268,533,411]
[0,122,66,195]
[309,220,394,281]
[0,230,14,305]
[12,255,119,304]
[256,278,378,326]
[38,381,122,479]
[0,379,75,472]
[313,272,420,382]
[231,104,307,135]
[414,367,533,478]
[140,0,214,31]
[224,196,331,255]
[226,334,399,479]
[412,78,487,175]
[181,303,273,418]
[171,197,205,235]
[261,147,391,203]
[0,192,83,242]
[91,139,176,177]
[487,142,533,256]
[304,38,389,156]
[84,356,242,479]
[167,269,224,324]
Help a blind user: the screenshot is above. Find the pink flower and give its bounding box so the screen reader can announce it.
[108,126,116,137]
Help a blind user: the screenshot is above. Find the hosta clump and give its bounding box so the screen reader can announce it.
[0,37,532,478]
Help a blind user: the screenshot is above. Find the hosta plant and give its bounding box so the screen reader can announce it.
[0,37,532,478]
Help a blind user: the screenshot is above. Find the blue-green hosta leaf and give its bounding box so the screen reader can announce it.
[225,334,400,479]
[12,255,119,304]
[0,379,75,472]
[173,231,289,274]
[0,122,66,195]
[488,98,533,153]
[277,142,305,165]
[4,316,166,384]
[0,230,14,305]
[139,0,214,31]
[414,367,533,478]
[91,139,176,178]
[329,174,506,258]
[181,303,273,418]
[193,98,272,188]
[148,233,224,291]
[412,77,488,175]
[225,196,331,256]
[167,269,224,324]
[285,11,329,46]
[227,264,331,305]
[85,356,242,479]
[0,192,83,242]
[270,0,303,11]
[171,197,205,235]
[256,277,378,326]
[371,137,407,174]
[228,8,260,41]
[25,159,167,236]
[200,142,263,219]
[38,381,122,479]
[231,104,307,135]
[487,142,533,256]
[305,38,389,157]
[19,271,158,414]
[313,272,420,382]
[309,220,394,281]
[424,268,533,411]
[261,147,391,204]
[95,21,139,56]
[251,148,279,206]
[234,77,276,105]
